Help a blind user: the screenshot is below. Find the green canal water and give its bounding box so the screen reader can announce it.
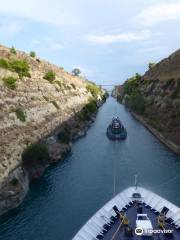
[0,97,180,240]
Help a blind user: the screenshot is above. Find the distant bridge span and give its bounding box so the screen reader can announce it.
[97,84,119,93]
[97,84,119,87]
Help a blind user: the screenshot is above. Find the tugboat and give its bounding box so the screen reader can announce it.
[73,177,180,240]
[107,117,127,140]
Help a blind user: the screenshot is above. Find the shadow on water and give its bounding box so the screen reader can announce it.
[0,97,180,240]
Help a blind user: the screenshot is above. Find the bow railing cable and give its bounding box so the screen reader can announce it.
[111,215,125,240]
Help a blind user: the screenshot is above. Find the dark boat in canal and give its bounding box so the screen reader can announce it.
[107,117,127,140]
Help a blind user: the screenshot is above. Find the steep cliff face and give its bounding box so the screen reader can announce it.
[0,166,29,216]
[114,50,180,153]
[0,44,105,214]
[143,49,180,81]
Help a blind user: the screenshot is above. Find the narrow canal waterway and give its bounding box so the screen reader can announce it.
[0,97,180,240]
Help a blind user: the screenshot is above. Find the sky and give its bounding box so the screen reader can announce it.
[0,0,180,85]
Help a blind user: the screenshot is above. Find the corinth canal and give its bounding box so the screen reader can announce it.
[0,97,180,240]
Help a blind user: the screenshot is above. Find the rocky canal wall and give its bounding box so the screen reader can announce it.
[0,44,108,216]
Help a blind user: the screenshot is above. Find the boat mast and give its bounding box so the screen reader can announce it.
[135,174,138,190]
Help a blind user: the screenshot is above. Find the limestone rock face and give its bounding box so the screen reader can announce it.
[0,166,29,215]
[139,50,180,149]
[142,50,180,81]
[0,44,91,182]
[115,49,180,152]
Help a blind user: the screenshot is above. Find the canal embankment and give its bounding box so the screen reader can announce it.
[0,97,180,240]
[0,44,108,216]
[131,112,180,154]
[112,49,180,154]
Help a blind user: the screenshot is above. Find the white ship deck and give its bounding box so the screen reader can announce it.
[73,187,180,240]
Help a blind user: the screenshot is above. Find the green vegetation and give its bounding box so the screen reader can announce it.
[55,80,74,91]
[0,58,9,68]
[30,51,36,58]
[148,62,156,70]
[77,100,97,121]
[43,70,56,83]
[85,100,97,113]
[2,76,17,89]
[10,46,17,55]
[22,143,49,168]
[117,94,123,103]
[51,100,59,109]
[9,59,31,78]
[123,73,146,114]
[58,127,71,143]
[72,68,81,76]
[15,108,26,122]
[0,58,30,78]
[86,83,102,100]
[171,79,180,99]
[124,73,141,95]
[125,92,146,114]
[77,110,90,121]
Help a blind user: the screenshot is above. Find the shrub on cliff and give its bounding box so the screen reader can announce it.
[77,100,97,121]
[15,108,26,122]
[10,46,17,55]
[72,68,81,76]
[0,58,9,68]
[117,95,123,103]
[122,73,146,114]
[58,127,71,143]
[77,109,90,121]
[85,100,97,113]
[22,143,50,169]
[43,70,56,83]
[86,83,102,99]
[0,58,30,78]
[9,59,31,78]
[148,62,156,70]
[30,51,36,58]
[124,73,141,95]
[2,76,17,90]
[125,92,146,114]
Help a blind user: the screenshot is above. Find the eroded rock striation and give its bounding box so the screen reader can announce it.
[0,44,107,215]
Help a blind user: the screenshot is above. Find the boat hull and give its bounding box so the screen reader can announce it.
[106,125,127,140]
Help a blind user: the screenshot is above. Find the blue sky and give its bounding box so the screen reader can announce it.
[0,0,180,85]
